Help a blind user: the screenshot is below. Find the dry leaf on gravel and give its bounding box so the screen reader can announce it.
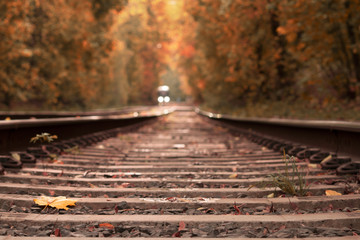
[178,221,186,231]
[228,173,238,179]
[307,164,319,169]
[54,228,61,237]
[116,182,131,188]
[99,223,115,230]
[33,196,77,210]
[325,190,342,196]
[267,193,274,198]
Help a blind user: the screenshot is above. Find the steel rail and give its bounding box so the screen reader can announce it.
[0,105,159,119]
[0,106,174,154]
[196,108,360,162]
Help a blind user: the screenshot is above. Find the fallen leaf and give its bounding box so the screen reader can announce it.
[178,221,186,231]
[117,182,131,188]
[88,183,97,188]
[228,173,238,179]
[11,153,21,161]
[33,196,77,210]
[233,202,242,215]
[206,207,216,213]
[166,197,177,202]
[320,155,332,164]
[54,228,61,237]
[307,164,319,169]
[99,223,114,230]
[316,172,328,176]
[267,193,274,198]
[48,190,55,196]
[325,190,342,196]
[172,231,181,237]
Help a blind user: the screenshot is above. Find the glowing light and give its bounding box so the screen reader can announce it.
[158,96,164,103]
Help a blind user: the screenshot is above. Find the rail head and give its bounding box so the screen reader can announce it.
[0,106,175,154]
[196,107,360,163]
[195,108,360,133]
[0,107,174,130]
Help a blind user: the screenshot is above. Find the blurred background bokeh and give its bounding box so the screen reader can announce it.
[1,0,360,120]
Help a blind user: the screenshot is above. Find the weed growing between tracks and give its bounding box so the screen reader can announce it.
[30,132,60,174]
[249,151,310,197]
[30,133,58,144]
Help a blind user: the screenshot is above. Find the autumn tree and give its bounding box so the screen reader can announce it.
[112,0,168,105]
[180,0,360,111]
[0,0,126,109]
[0,1,35,107]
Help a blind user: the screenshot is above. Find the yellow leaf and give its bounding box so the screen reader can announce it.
[267,193,274,198]
[307,164,319,169]
[325,190,342,196]
[228,173,238,179]
[320,155,332,164]
[11,153,21,161]
[5,117,11,121]
[33,196,77,210]
[197,207,207,211]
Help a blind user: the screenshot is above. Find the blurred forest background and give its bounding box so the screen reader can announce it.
[1,0,360,120]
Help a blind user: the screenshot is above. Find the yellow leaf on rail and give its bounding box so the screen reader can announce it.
[325,190,342,196]
[33,196,77,210]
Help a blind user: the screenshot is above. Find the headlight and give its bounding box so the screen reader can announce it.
[158,96,164,103]
[164,96,170,103]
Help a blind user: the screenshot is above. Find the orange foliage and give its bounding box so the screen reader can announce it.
[0,0,127,109]
[178,0,360,108]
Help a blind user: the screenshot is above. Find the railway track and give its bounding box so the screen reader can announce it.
[0,108,359,239]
